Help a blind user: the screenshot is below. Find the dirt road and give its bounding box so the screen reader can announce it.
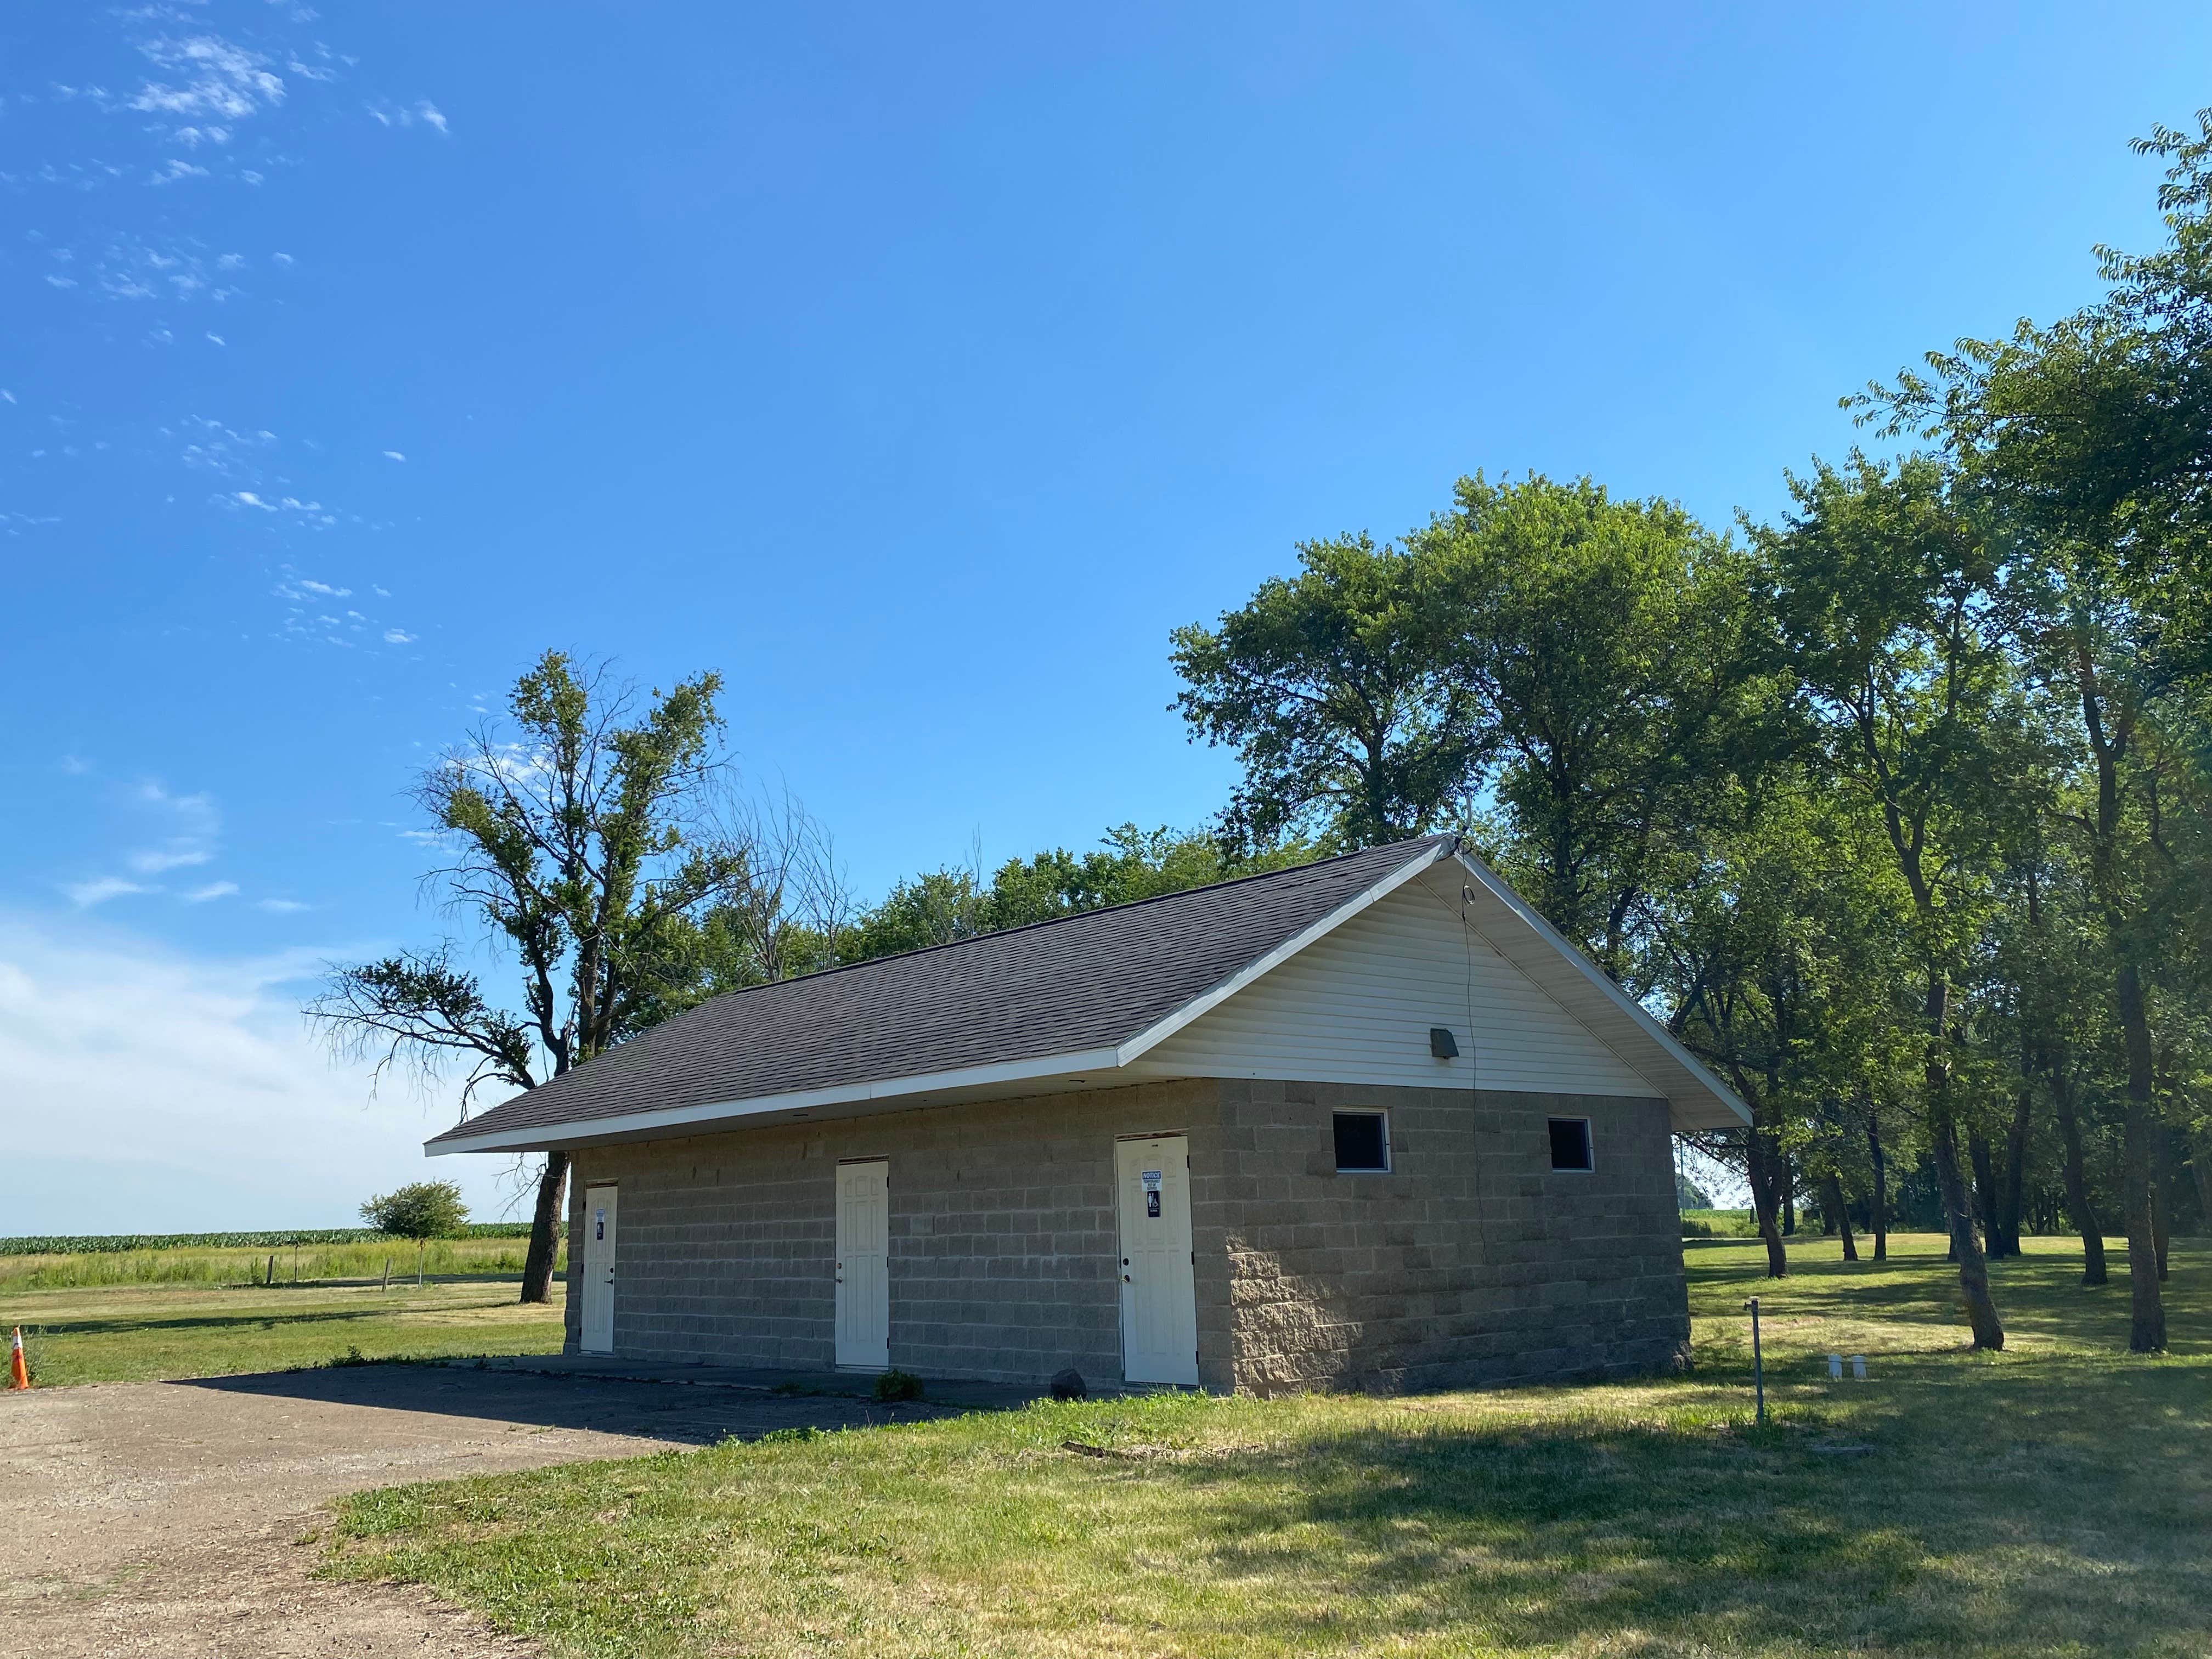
[0,1363,933,1656]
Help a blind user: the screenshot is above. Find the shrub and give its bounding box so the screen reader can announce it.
[361,1182,469,1242]
[873,1368,924,1402]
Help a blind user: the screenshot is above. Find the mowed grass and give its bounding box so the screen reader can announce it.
[324,1233,2210,1658]
[2,1239,567,1386]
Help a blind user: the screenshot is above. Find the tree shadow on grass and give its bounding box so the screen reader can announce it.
[27,1305,472,1339]
[1688,1240,2205,1357]
[1149,1382,2212,1657]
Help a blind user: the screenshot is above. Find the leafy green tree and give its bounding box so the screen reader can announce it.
[1756,455,2048,1347]
[310,652,748,1304]
[362,1180,469,1283]
[1661,771,1918,1277]
[1861,117,2212,1350]
[842,825,1313,961]
[1413,473,1775,985]
[1171,534,1481,849]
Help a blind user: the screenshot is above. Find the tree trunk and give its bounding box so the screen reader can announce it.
[520,1150,571,1306]
[2046,1045,2107,1285]
[2114,962,2165,1352]
[1746,1121,1788,1278]
[2151,1124,2171,1281]
[1968,1131,2002,1257]
[2000,1073,2031,1258]
[1824,1170,1859,1262]
[1866,1116,1889,1263]
[2193,1126,2212,1241]
[1926,975,2004,1349]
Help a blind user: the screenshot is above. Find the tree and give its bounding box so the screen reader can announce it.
[1413,473,1774,985]
[309,652,749,1304]
[362,1180,468,1284]
[1660,771,1917,1278]
[840,824,1314,961]
[1171,534,1481,849]
[1860,116,2212,1350]
[1757,455,2045,1347]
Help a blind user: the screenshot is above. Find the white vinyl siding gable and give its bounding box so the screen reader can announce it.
[1131,870,1657,1097]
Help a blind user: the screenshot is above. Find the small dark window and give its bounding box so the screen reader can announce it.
[1334,1111,1390,1172]
[1548,1117,1594,1172]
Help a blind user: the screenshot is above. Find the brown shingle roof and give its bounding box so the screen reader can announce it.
[428,834,1452,1147]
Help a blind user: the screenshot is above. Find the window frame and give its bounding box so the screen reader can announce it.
[1331,1108,1392,1175]
[1547,1115,1595,1174]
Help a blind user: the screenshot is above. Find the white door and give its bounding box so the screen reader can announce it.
[1116,1135,1199,1385]
[581,1185,617,1355]
[834,1159,890,1370]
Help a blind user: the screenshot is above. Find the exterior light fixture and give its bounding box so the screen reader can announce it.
[1429,1027,1459,1059]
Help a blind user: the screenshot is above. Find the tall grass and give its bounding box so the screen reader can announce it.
[0,1235,563,1291]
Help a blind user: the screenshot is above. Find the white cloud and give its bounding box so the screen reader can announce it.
[235,489,274,510]
[382,450,405,461]
[59,754,93,775]
[256,898,310,913]
[0,919,523,1232]
[63,877,153,907]
[130,36,286,123]
[368,99,450,134]
[205,331,225,345]
[383,628,415,645]
[272,251,294,266]
[126,842,213,875]
[182,881,240,903]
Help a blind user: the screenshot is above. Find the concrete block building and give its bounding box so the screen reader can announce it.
[429,834,1748,1394]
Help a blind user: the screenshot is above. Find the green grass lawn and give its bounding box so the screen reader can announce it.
[2,1246,567,1386]
[322,1232,2210,1658]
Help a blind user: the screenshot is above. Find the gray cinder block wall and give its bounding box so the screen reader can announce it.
[560,1076,1688,1393]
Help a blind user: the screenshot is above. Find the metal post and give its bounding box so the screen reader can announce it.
[1744,1296,1765,1425]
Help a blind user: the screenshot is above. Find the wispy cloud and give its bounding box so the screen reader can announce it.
[127,842,213,875]
[381,450,405,461]
[368,99,449,134]
[0,917,521,1233]
[182,881,240,903]
[256,898,310,913]
[383,628,416,645]
[129,36,287,126]
[64,876,153,907]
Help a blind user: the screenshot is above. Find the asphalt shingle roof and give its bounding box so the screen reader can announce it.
[430,834,1452,1146]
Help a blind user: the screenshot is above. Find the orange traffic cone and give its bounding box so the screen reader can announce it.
[8,1327,28,1390]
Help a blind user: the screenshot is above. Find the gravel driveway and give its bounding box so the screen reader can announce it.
[0,1363,944,1656]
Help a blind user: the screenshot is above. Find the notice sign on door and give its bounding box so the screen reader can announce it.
[595,1209,606,1240]
[1142,1170,1162,1217]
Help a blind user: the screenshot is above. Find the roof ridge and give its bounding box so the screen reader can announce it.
[701,832,1458,1003]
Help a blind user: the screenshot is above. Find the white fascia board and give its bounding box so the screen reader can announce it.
[1452,850,1751,1129]
[1113,838,1457,1066]
[424,1043,1126,1156]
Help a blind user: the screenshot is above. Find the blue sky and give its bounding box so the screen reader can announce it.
[3,2,2204,1231]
